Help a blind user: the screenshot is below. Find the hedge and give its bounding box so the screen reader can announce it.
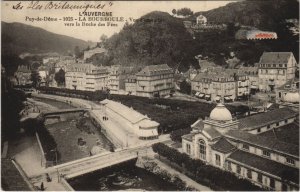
[170,128,192,142]
[152,143,264,191]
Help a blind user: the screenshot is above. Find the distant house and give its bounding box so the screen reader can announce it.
[15,65,32,85]
[196,14,207,25]
[124,75,137,95]
[135,64,174,98]
[258,52,297,91]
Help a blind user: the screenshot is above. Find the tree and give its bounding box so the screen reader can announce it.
[172,9,177,15]
[54,69,65,86]
[30,70,41,87]
[176,8,193,17]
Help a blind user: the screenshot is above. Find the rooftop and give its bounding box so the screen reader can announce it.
[136,64,173,76]
[259,52,293,64]
[227,150,299,184]
[238,108,298,130]
[211,137,236,153]
[225,130,299,158]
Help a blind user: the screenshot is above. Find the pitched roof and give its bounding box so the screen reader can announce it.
[227,150,299,184]
[225,130,299,158]
[238,108,298,130]
[211,137,236,153]
[99,99,158,125]
[136,64,173,76]
[182,133,195,142]
[259,52,293,64]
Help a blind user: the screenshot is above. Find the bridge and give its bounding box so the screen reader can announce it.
[42,108,89,116]
[29,149,139,189]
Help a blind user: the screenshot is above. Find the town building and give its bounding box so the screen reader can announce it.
[100,99,159,139]
[124,75,137,95]
[65,64,109,91]
[107,65,136,94]
[196,15,207,25]
[15,65,32,85]
[83,47,106,61]
[135,64,174,98]
[238,66,259,93]
[182,104,299,191]
[275,78,299,111]
[258,52,297,91]
[191,68,250,102]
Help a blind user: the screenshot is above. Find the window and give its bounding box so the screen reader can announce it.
[247,169,252,179]
[215,154,221,166]
[270,178,275,188]
[267,125,271,129]
[285,119,288,123]
[276,122,279,126]
[257,128,261,133]
[199,139,206,160]
[186,144,191,154]
[237,165,241,174]
[257,173,263,183]
[227,161,232,171]
[262,150,271,157]
[286,158,295,165]
[242,144,249,151]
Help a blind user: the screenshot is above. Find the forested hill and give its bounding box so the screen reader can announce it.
[1,22,91,56]
[102,11,198,72]
[194,0,299,30]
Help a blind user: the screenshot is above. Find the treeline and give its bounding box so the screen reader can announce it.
[152,143,264,191]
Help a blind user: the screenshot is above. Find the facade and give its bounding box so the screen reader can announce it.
[108,65,135,94]
[124,75,137,95]
[196,15,207,25]
[275,78,299,111]
[83,47,106,61]
[238,66,259,92]
[258,52,297,91]
[192,71,249,102]
[65,64,109,91]
[100,99,159,139]
[136,64,174,98]
[15,65,32,85]
[182,104,299,191]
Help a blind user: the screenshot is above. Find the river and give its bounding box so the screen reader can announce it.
[68,160,181,191]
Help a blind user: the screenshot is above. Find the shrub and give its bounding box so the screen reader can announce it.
[170,128,192,142]
[152,142,263,191]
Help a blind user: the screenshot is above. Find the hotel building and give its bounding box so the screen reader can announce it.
[135,64,174,98]
[258,52,297,91]
[65,64,109,91]
[182,104,299,191]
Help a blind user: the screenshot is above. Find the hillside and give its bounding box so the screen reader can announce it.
[1,22,91,56]
[101,11,198,72]
[195,0,299,30]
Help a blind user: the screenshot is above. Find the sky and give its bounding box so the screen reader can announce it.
[2,1,236,42]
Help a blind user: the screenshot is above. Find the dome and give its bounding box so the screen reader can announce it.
[209,103,232,121]
[284,92,300,103]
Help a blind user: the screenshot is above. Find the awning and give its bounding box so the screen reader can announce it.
[250,85,258,89]
[195,92,200,96]
[215,96,221,101]
[224,96,231,100]
[205,94,211,98]
[138,129,158,137]
[199,93,205,98]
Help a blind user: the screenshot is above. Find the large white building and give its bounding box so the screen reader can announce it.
[182,104,299,191]
[135,64,174,98]
[100,99,159,139]
[65,64,109,91]
[258,52,297,91]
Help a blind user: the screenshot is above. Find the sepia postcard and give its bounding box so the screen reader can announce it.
[1,0,299,191]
